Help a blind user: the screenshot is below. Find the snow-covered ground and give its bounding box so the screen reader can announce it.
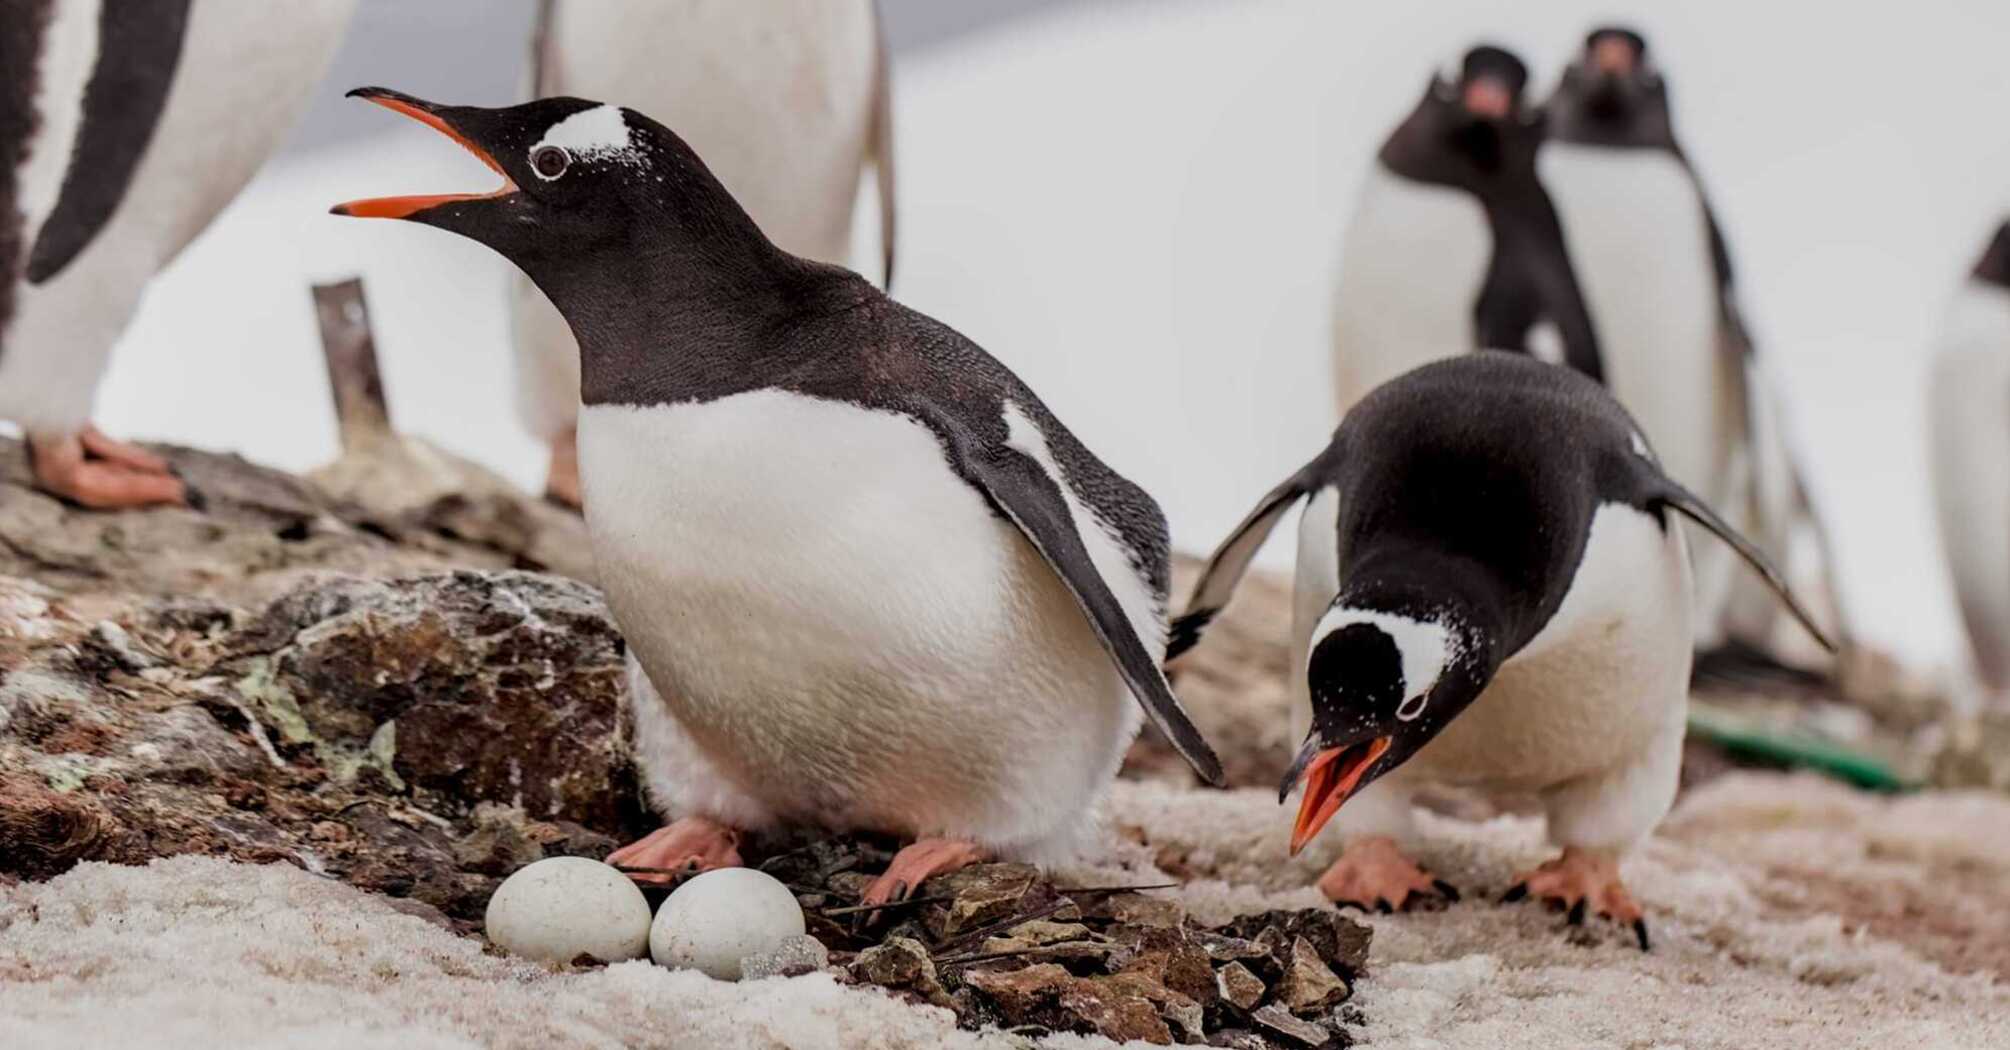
[87,0,2010,668]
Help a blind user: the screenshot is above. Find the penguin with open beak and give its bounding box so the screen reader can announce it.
[333,89,1222,905]
[1172,352,1833,949]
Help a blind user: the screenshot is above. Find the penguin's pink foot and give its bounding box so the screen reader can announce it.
[545,427,582,509]
[606,816,743,885]
[860,838,988,908]
[29,428,185,510]
[1501,846,1650,950]
[1317,834,1459,913]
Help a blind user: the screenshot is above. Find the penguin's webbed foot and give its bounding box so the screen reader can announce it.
[1316,834,1459,913]
[606,815,744,885]
[29,427,186,510]
[860,838,987,911]
[1501,846,1650,950]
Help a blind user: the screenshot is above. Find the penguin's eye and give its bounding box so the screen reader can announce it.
[531,145,571,180]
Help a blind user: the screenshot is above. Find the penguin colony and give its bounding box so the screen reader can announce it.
[0,7,1977,959]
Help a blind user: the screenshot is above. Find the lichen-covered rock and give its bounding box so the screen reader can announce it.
[853,937,952,1008]
[742,934,831,980]
[1250,1004,1336,1048]
[919,863,1050,940]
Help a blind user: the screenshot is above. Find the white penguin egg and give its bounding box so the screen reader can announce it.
[484,856,652,964]
[649,868,807,980]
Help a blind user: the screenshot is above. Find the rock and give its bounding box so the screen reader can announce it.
[964,965,1180,1046]
[852,937,952,1008]
[1275,936,1349,1015]
[1221,909,1373,981]
[1216,961,1266,1013]
[919,863,1049,939]
[1110,925,1218,1008]
[1090,891,1187,929]
[1058,976,1175,1045]
[741,934,830,980]
[1251,1003,1336,1047]
[963,962,1074,1021]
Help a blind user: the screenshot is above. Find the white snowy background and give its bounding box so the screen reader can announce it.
[79,0,2010,669]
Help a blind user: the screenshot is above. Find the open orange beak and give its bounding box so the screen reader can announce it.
[1286,736,1392,855]
[330,88,517,219]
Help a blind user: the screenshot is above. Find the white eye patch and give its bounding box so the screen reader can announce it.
[533,104,632,159]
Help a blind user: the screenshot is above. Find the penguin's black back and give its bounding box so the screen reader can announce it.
[1311,353,1662,648]
[0,0,52,334]
[578,266,1172,601]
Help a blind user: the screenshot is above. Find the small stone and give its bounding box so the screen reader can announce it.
[1000,919,1093,946]
[1059,979,1173,1045]
[1276,936,1349,1015]
[921,863,1046,939]
[740,934,830,980]
[853,937,952,1008]
[1110,926,1217,1007]
[1207,1030,1274,1050]
[1193,930,1270,964]
[1217,961,1266,1013]
[1091,891,1186,929]
[1251,1003,1335,1047]
[964,961,1075,1022]
[1222,909,1373,979]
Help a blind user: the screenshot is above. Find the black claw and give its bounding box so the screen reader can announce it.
[1376,899,1393,915]
[1335,899,1366,913]
[1566,899,1587,926]
[1500,883,1528,904]
[1633,919,1652,952]
[890,880,911,904]
[1432,879,1461,903]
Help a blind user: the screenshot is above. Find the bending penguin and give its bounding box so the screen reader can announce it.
[1172,352,1832,948]
[1930,220,2010,707]
[516,0,895,507]
[1542,27,1841,661]
[333,89,1221,902]
[1332,45,1600,414]
[0,1,355,507]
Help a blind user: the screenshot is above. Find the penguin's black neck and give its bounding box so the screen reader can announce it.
[1546,74,1678,153]
[518,146,872,409]
[1379,87,1544,199]
[1975,222,2010,290]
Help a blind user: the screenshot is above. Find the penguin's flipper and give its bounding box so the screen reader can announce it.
[869,0,897,290]
[25,1,195,284]
[1652,478,1837,654]
[953,431,1224,786]
[1169,464,1320,661]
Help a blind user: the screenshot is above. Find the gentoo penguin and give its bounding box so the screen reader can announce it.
[333,89,1221,901]
[1542,27,1839,658]
[1930,221,2010,704]
[1171,353,1831,948]
[0,1,355,507]
[516,0,895,507]
[1331,45,1601,414]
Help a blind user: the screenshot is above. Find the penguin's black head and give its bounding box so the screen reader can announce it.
[1280,608,1488,855]
[1403,45,1538,178]
[1572,26,1660,119]
[331,88,723,268]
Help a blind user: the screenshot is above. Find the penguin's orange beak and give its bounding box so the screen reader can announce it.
[331,88,517,219]
[1284,736,1392,855]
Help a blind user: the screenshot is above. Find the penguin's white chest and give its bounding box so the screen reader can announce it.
[1539,145,1732,498]
[576,391,1143,854]
[1929,281,2010,690]
[1331,167,1491,411]
[1420,503,1692,788]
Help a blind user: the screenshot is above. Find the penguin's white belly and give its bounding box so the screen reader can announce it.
[1929,282,2010,691]
[1293,501,1691,791]
[0,0,354,430]
[1331,167,1490,413]
[1540,145,1733,502]
[577,392,1143,855]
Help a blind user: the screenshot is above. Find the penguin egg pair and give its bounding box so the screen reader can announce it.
[484,858,804,979]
